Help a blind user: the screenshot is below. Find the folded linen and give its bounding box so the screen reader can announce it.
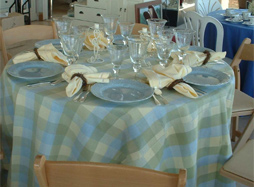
[171,50,226,67]
[12,43,68,66]
[142,64,198,98]
[84,31,107,51]
[62,64,110,97]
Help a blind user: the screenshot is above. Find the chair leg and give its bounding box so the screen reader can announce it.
[231,116,239,142]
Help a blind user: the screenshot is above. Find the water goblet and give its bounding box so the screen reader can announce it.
[128,35,149,80]
[118,22,135,45]
[157,28,174,42]
[101,14,119,45]
[107,45,128,79]
[146,18,167,40]
[59,32,81,65]
[155,40,175,67]
[53,17,72,37]
[173,28,195,64]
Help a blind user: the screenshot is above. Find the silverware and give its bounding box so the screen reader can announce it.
[26,78,64,87]
[73,86,87,102]
[194,88,206,96]
[154,88,168,105]
[79,85,91,103]
[152,94,161,105]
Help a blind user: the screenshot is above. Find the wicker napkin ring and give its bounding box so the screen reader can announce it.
[71,73,88,87]
[34,48,42,60]
[167,78,185,90]
[202,50,211,65]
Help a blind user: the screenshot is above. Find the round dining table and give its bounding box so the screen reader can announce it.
[0,46,235,187]
[204,9,254,97]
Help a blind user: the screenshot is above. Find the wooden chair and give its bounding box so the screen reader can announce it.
[230,38,254,142]
[195,0,222,16]
[183,11,224,52]
[34,155,187,187]
[220,113,254,186]
[0,23,57,67]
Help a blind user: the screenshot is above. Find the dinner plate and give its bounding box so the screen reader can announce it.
[189,46,214,52]
[35,39,61,48]
[7,61,64,80]
[91,79,154,103]
[242,21,254,26]
[183,67,230,86]
[225,18,243,23]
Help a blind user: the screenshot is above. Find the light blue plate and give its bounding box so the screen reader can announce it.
[35,39,61,48]
[7,61,64,80]
[91,79,154,103]
[183,67,230,86]
[189,46,214,52]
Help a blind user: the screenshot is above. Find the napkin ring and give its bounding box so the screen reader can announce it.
[34,48,42,60]
[71,73,88,86]
[202,50,211,65]
[167,78,184,89]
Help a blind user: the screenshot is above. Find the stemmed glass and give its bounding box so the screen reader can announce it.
[146,18,167,40]
[101,14,119,45]
[155,41,175,67]
[59,32,81,65]
[173,28,195,63]
[118,22,135,45]
[53,17,72,37]
[128,35,149,80]
[157,28,174,42]
[107,45,128,79]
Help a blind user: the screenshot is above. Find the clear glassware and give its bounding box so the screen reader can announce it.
[128,35,149,80]
[101,14,119,45]
[157,28,174,42]
[118,22,135,45]
[146,18,167,40]
[53,17,72,36]
[59,32,81,65]
[173,28,195,63]
[155,40,175,67]
[107,45,128,79]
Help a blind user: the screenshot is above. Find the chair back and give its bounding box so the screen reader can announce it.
[183,11,224,52]
[230,38,253,90]
[34,155,187,187]
[0,24,57,66]
[195,0,222,16]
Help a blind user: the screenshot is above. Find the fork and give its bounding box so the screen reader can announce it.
[152,94,161,105]
[194,88,206,96]
[73,86,87,102]
[79,85,91,103]
[154,88,168,105]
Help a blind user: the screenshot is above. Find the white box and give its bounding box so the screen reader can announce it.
[0,12,24,30]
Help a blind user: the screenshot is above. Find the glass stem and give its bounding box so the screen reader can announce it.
[113,65,120,79]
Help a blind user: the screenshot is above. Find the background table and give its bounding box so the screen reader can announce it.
[204,9,254,97]
[1,50,235,187]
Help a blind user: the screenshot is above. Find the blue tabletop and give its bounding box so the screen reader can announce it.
[205,9,254,97]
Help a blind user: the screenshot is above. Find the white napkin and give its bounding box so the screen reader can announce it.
[171,50,226,67]
[37,43,68,66]
[84,31,107,51]
[142,64,198,98]
[62,64,111,97]
[12,43,68,66]
[13,51,37,64]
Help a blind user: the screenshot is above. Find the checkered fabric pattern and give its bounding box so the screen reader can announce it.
[0,50,235,187]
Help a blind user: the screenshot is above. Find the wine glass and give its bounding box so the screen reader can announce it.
[118,22,135,45]
[128,35,149,80]
[59,32,81,65]
[101,14,119,45]
[53,17,72,37]
[146,18,167,40]
[157,28,174,42]
[107,45,128,79]
[155,40,175,67]
[173,28,195,63]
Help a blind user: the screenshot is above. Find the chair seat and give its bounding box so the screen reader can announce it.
[233,89,254,113]
[223,139,254,181]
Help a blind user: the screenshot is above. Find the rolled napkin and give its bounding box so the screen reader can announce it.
[37,43,68,66]
[62,64,110,97]
[84,31,107,51]
[142,64,198,98]
[13,51,38,64]
[12,43,68,66]
[171,50,226,67]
